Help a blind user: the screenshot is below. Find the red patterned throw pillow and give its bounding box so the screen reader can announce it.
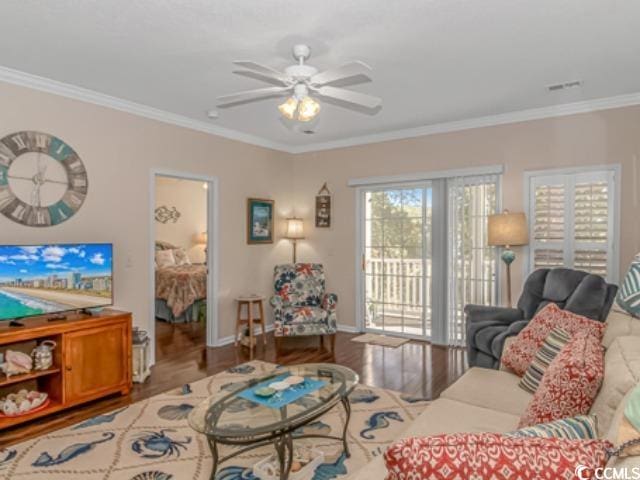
[384,433,611,480]
[501,303,606,376]
[519,331,605,428]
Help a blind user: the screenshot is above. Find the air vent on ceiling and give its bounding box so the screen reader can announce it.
[547,80,583,92]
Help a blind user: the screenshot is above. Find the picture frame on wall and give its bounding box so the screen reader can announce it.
[247,198,274,244]
[315,182,332,228]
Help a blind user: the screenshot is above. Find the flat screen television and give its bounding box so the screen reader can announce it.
[0,243,113,321]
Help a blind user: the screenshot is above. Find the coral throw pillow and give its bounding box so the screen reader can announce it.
[519,332,605,428]
[384,433,611,480]
[502,303,606,376]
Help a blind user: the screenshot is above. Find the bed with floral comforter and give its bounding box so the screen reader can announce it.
[155,264,207,323]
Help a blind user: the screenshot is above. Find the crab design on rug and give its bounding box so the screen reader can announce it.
[360,411,404,439]
[131,429,192,459]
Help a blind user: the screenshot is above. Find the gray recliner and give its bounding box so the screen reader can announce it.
[465,268,618,369]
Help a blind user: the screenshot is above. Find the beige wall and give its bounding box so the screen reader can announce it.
[155,177,207,264]
[3,78,639,339]
[0,81,292,341]
[292,106,640,329]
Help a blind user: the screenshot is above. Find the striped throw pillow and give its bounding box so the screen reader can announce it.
[519,327,571,394]
[507,415,598,440]
[618,254,640,317]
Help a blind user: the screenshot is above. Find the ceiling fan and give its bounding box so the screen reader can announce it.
[216,44,382,122]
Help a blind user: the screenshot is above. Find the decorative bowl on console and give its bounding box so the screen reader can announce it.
[0,390,49,417]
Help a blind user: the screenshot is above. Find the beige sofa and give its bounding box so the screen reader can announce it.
[350,306,640,479]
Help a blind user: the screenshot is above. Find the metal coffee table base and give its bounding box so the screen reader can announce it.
[207,397,352,480]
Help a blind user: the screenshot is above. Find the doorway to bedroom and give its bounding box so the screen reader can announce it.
[151,171,218,364]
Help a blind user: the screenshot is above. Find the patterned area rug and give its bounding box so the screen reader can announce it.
[350,334,409,348]
[0,361,429,480]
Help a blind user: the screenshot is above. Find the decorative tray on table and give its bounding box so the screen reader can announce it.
[237,374,326,409]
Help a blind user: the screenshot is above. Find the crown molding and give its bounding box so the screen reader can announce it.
[0,65,291,153]
[287,91,640,154]
[2,65,640,156]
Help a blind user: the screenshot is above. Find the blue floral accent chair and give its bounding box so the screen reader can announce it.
[270,263,338,352]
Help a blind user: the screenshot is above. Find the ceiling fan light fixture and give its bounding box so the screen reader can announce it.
[297,96,321,122]
[278,97,298,120]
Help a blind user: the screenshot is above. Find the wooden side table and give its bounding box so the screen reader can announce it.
[235,296,266,359]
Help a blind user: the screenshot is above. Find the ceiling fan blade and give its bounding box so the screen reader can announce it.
[217,86,291,106]
[315,86,382,109]
[233,61,288,82]
[232,70,289,86]
[310,61,372,86]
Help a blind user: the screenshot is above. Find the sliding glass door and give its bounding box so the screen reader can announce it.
[363,184,432,337]
[358,174,499,344]
[447,176,499,345]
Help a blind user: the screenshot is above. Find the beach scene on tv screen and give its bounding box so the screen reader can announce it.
[0,244,113,321]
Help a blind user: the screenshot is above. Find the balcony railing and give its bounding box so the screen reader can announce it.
[365,257,496,339]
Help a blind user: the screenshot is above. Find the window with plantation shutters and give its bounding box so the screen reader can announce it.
[526,168,618,282]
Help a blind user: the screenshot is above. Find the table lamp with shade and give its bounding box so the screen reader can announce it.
[488,211,529,308]
[193,231,207,263]
[285,217,304,263]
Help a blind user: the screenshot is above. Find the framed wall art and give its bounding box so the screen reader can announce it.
[247,198,274,244]
[315,182,331,228]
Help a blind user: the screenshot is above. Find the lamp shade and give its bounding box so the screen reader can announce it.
[488,211,528,247]
[285,217,305,239]
[193,231,207,245]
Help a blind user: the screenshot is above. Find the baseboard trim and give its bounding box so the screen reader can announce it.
[216,324,275,347]
[337,324,360,333]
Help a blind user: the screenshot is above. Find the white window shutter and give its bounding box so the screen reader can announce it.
[530,178,565,272]
[573,175,610,277]
[526,169,617,282]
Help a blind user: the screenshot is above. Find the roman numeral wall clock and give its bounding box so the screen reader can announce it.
[0,131,88,227]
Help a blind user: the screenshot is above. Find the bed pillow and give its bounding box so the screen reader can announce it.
[506,415,598,440]
[155,249,176,268]
[172,248,191,266]
[384,433,611,480]
[518,327,571,393]
[519,331,605,428]
[502,303,606,376]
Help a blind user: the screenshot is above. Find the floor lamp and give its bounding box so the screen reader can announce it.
[488,211,529,308]
[285,217,304,263]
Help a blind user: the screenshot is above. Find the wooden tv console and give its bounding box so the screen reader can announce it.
[0,309,132,430]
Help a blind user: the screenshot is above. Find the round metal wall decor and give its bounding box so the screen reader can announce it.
[0,131,88,227]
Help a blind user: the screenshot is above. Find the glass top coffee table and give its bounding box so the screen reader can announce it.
[188,363,358,480]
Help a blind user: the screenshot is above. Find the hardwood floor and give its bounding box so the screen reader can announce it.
[0,321,467,447]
